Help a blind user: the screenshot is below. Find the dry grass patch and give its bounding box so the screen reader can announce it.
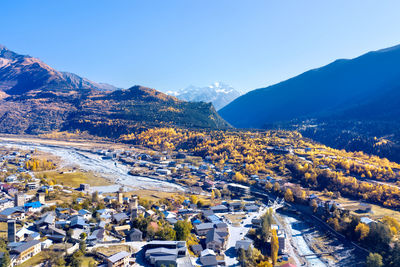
[129,189,181,201]
[95,244,132,256]
[315,192,400,221]
[225,213,245,227]
[80,256,99,267]
[37,170,111,188]
[18,253,47,267]
[0,222,22,239]
[366,204,400,221]
[129,189,211,207]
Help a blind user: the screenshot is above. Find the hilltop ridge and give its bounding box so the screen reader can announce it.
[0,46,230,136]
[219,43,400,162]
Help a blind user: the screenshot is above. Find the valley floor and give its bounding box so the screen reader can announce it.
[0,134,371,266]
[0,135,183,192]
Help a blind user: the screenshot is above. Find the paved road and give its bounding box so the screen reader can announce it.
[223,207,268,266]
[222,205,307,267]
[273,213,302,267]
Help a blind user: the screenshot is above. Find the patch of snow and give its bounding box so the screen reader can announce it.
[165,82,242,110]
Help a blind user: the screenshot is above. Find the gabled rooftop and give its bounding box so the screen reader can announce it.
[107,251,130,263]
[205,228,224,245]
[12,240,40,254]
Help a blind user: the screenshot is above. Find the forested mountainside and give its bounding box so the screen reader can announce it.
[0,45,230,136]
[0,86,230,137]
[219,44,400,162]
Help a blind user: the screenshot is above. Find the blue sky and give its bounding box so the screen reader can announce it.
[1,0,400,93]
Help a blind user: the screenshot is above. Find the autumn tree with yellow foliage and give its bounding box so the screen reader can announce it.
[270,228,279,266]
[382,216,400,235]
[355,222,370,241]
[25,159,55,171]
[120,126,400,207]
[257,261,273,267]
[284,188,294,202]
[233,172,247,183]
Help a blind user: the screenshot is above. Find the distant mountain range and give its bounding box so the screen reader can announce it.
[0,45,229,136]
[219,44,400,162]
[167,82,242,110]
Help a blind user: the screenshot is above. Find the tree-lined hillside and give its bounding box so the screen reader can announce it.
[219,44,400,128]
[219,44,400,162]
[0,46,230,136]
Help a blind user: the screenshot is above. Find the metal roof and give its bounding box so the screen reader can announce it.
[107,251,130,263]
[12,240,40,254]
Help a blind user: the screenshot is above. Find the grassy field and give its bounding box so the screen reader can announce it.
[80,256,98,266]
[0,222,8,239]
[18,251,50,267]
[225,213,245,227]
[17,251,96,267]
[49,190,84,205]
[365,204,400,221]
[130,189,212,205]
[316,193,400,221]
[95,244,132,256]
[36,170,111,188]
[0,222,22,239]
[176,155,204,166]
[129,189,181,201]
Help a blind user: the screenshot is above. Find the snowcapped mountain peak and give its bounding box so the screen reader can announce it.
[167,82,242,110]
[210,82,221,88]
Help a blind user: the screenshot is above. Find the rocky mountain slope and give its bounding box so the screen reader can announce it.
[0,46,230,136]
[0,45,119,94]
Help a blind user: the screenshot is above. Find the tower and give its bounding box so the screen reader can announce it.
[117,191,123,204]
[7,220,16,243]
[130,195,138,219]
[37,193,45,203]
[14,193,25,207]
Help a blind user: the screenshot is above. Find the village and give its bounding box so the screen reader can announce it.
[0,140,393,267]
[0,145,288,267]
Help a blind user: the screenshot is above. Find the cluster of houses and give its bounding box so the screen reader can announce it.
[0,138,391,267]
[308,193,377,226]
[0,188,140,266]
[96,148,257,195]
[92,146,290,203]
[144,240,189,267]
[135,197,265,266]
[0,180,255,267]
[0,147,289,266]
[0,189,280,267]
[0,192,50,266]
[189,202,265,266]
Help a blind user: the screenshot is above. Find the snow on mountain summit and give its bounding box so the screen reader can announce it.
[168,82,241,110]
